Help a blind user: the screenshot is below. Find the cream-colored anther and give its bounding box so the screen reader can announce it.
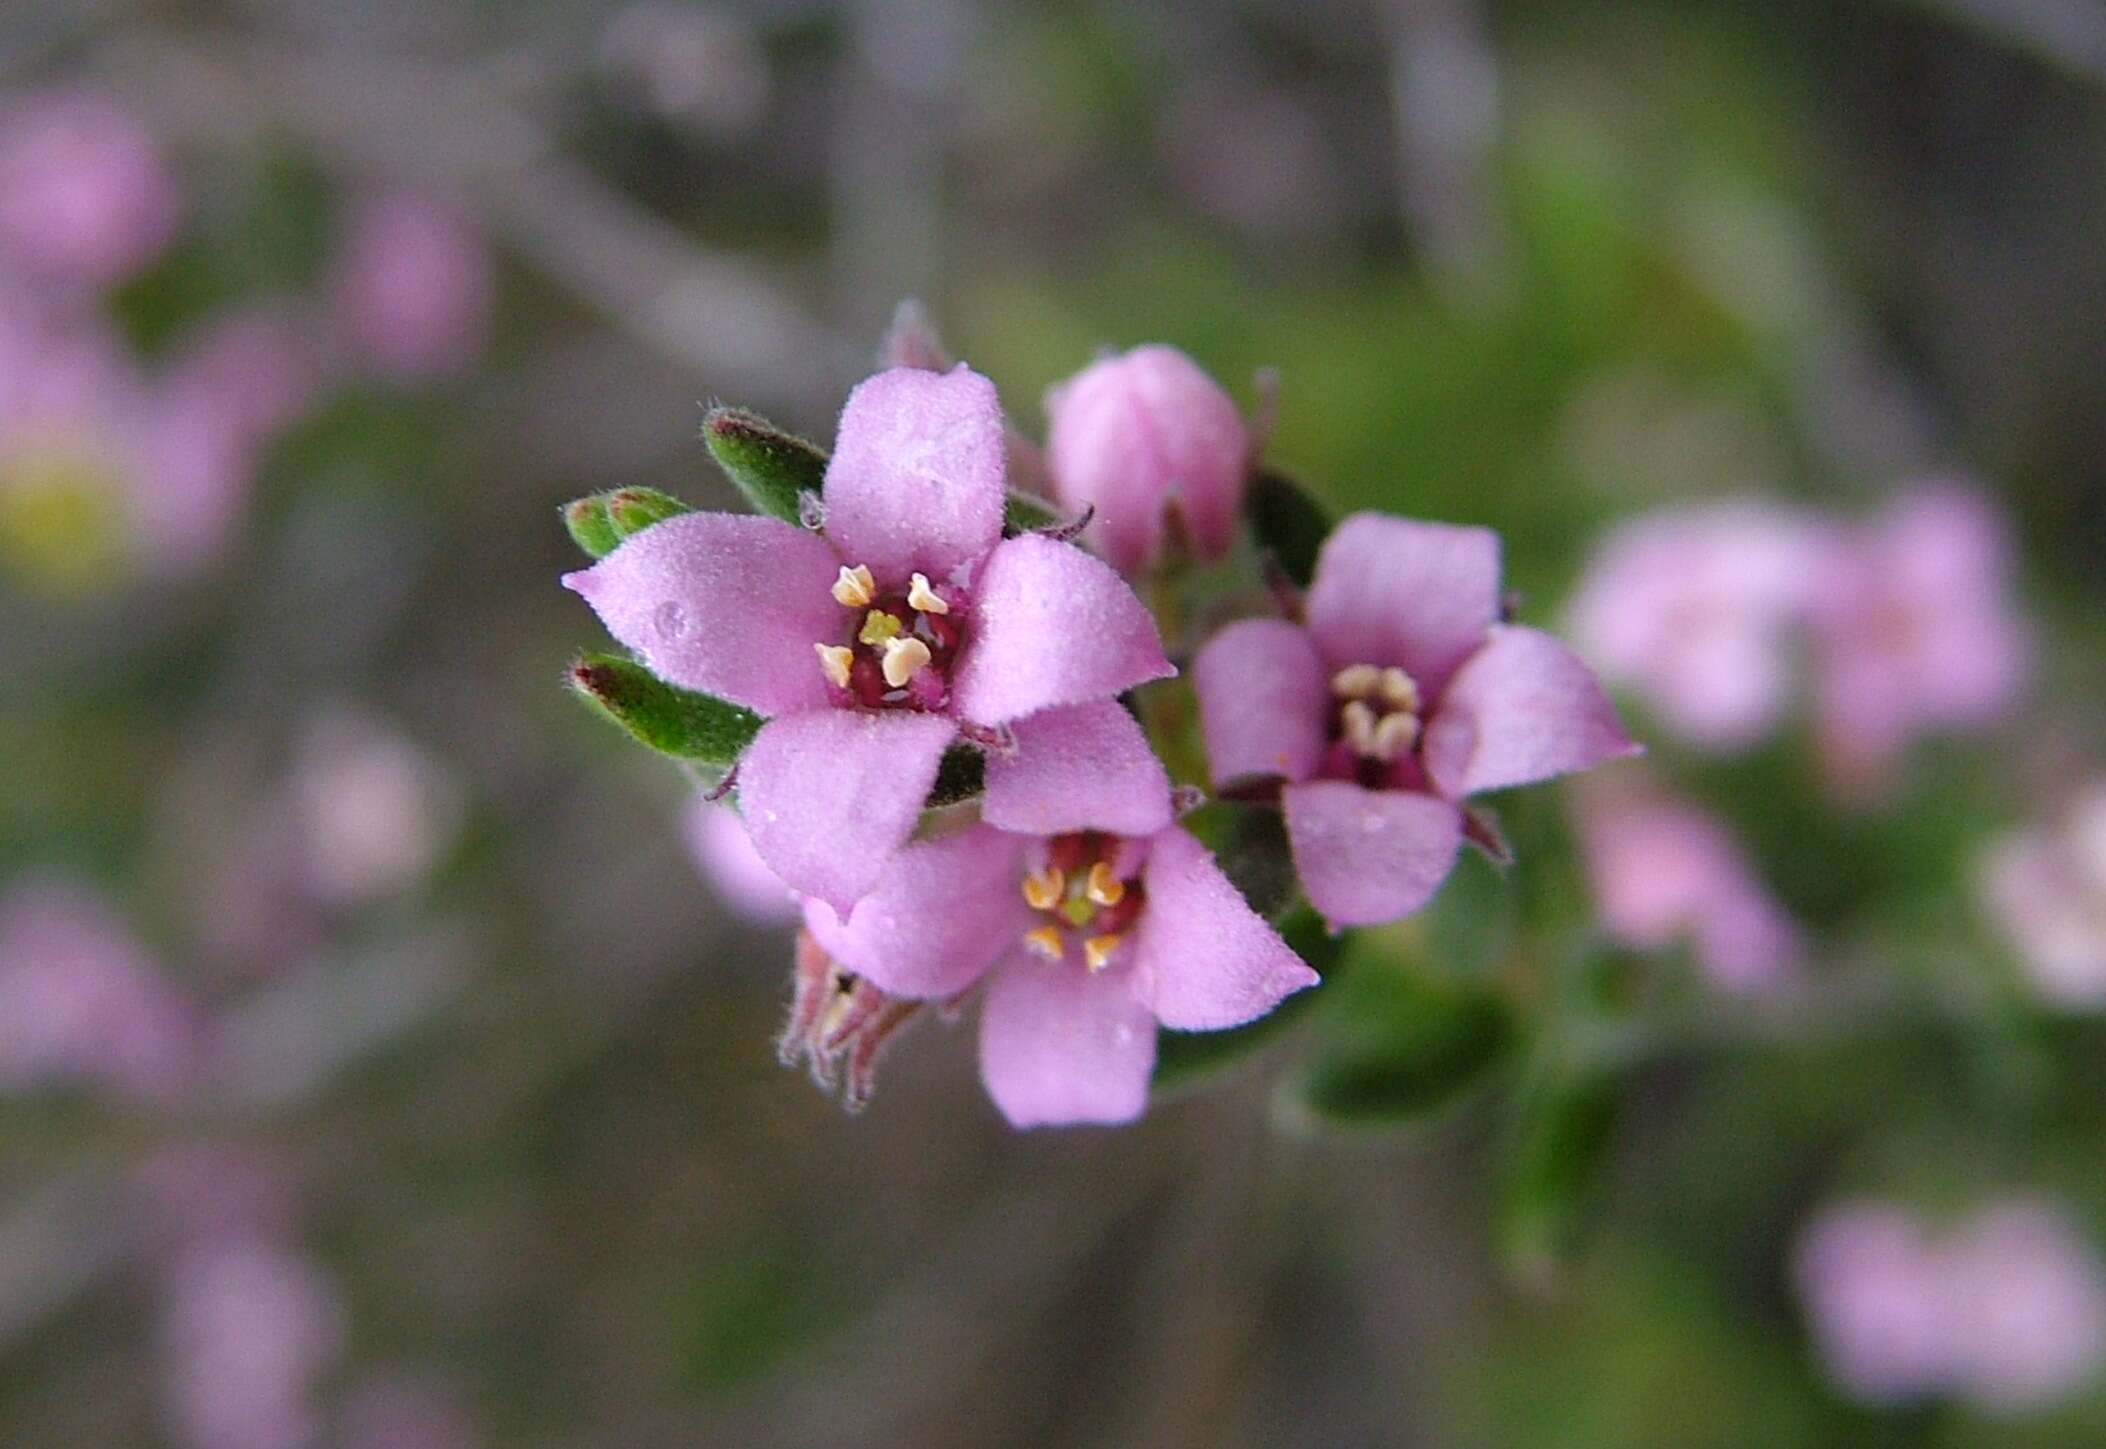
[1370,711,1420,762]
[880,635,933,688]
[1376,667,1421,714]
[831,563,876,608]
[1331,663,1381,699]
[1021,867,1066,912]
[1083,934,1122,972]
[814,643,854,689]
[1340,699,1379,756]
[1085,862,1125,908]
[907,573,950,615]
[1023,926,1065,961]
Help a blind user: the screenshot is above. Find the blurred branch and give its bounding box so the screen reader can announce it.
[1384,0,1510,306]
[1900,0,2106,87]
[97,28,843,404]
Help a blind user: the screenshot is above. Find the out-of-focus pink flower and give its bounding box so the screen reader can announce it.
[1571,779,1801,994]
[566,365,1172,912]
[330,192,492,381]
[340,1373,481,1449]
[1808,483,2031,800]
[160,1242,343,1449]
[0,877,197,1100]
[681,796,797,926]
[289,710,464,909]
[802,700,1316,1127]
[1978,783,2106,1007]
[1942,1199,2106,1413]
[1193,512,1637,928]
[135,1146,300,1252]
[0,89,181,288]
[1564,501,1820,751]
[1796,1201,1952,1405]
[1044,345,1251,575]
[1796,1197,2106,1413]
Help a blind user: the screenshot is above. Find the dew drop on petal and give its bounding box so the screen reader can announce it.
[652,600,688,640]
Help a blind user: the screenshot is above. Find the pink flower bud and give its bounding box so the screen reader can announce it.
[1044,345,1249,574]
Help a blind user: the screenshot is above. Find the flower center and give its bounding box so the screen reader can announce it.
[813,564,965,710]
[1330,663,1422,763]
[1016,831,1145,972]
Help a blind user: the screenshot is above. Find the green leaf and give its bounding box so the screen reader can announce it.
[702,408,827,524]
[561,487,696,558]
[1280,955,1516,1128]
[566,652,762,764]
[1499,1071,1625,1280]
[1246,468,1332,587]
[1424,848,1518,977]
[562,496,621,558]
[924,746,986,809]
[1178,801,1297,921]
[1154,909,1339,1091]
[1002,488,1065,534]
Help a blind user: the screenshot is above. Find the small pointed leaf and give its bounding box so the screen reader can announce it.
[605,486,694,537]
[1279,955,1515,1128]
[562,495,621,558]
[1499,1072,1625,1282]
[1002,488,1065,535]
[1247,468,1332,587]
[567,652,762,764]
[703,407,828,524]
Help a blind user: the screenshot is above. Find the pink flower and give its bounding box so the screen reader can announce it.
[0,89,181,288]
[681,796,798,926]
[1043,345,1251,575]
[565,365,1173,911]
[1570,779,1801,994]
[0,877,197,1100]
[802,700,1316,1127]
[330,192,492,381]
[1193,512,1637,928]
[1795,1201,1955,1405]
[160,1242,343,1449]
[1978,783,2106,1007]
[287,709,464,909]
[1564,500,1819,751]
[1808,483,2030,799]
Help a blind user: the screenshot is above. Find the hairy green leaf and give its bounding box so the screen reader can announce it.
[703,407,827,524]
[567,652,762,764]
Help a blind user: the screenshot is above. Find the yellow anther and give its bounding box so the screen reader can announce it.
[1331,663,1382,699]
[907,572,950,615]
[1021,867,1066,911]
[880,635,933,688]
[1371,711,1420,762]
[1085,862,1125,907]
[1023,926,1065,961]
[1340,699,1379,755]
[1377,667,1421,714]
[1083,933,1122,972]
[814,643,854,689]
[858,609,902,646]
[831,564,876,608]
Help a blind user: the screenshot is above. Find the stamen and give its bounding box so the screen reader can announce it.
[831,563,876,608]
[1083,934,1122,972]
[1085,862,1125,907]
[1023,926,1065,961]
[880,635,933,687]
[907,573,950,615]
[1371,711,1420,761]
[814,643,854,689]
[1332,663,1381,698]
[1021,867,1066,912]
[1340,699,1379,755]
[1377,667,1421,713]
[858,609,902,646]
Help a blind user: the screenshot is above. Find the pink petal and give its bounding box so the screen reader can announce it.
[1304,512,1501,695]
[948,533,1174,727]
[977,953,1157,1128]
[681,799,797,926]
[1283,781,1462,929]
[563,511,843,716]
[821,365,1006,587]
[1421,625,1639,800]
[982,700,1173,837]
[1192,618,1329,787]
[802,824,1032,999]
[1132,825,1318,1030]
[737,709,957,913]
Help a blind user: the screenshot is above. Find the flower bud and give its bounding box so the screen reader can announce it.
[1044,345,1250,574]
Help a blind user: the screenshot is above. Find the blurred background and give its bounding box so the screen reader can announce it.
[2,0,2104,1444]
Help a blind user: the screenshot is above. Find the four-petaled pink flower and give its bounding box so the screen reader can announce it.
[1193,512,1637,928]
[1808,482,2030,801]
[565,365,1173,910]
[802,700,1318,1127]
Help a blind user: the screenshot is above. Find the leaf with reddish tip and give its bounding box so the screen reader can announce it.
[703,407,828,525]
[566,651,762,764]
[561,487,695,557]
